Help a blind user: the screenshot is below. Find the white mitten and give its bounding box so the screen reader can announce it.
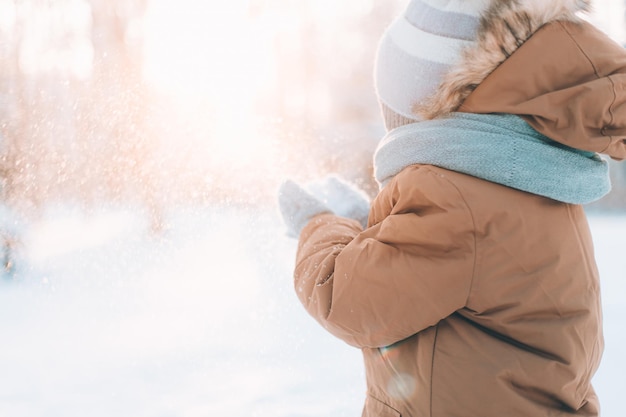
[307,176,370,229]
[278,180,331,238]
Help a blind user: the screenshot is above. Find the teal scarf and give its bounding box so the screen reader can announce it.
[373,113,611,204]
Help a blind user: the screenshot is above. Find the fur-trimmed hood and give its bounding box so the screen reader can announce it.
[413,0,626,160]
[415,0,591,118]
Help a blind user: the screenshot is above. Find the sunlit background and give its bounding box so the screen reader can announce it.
[0,0,624,218]
[0,0,409,226]
[0,1,624,416]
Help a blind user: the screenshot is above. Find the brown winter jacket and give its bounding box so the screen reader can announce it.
[292,3,625,417]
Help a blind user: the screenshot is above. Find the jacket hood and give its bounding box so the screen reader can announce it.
[414,0,591,118]
[413,0,626,160]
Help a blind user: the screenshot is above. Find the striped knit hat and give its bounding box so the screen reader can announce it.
[375,0,489,131]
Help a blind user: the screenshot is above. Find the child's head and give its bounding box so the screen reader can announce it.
[375,0,489,131]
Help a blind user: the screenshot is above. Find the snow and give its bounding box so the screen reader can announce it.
[0,205,623,416]
[0,1,624,415]
[0,205,364,417]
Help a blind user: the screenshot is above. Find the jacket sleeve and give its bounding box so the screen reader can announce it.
[294,166,476,348]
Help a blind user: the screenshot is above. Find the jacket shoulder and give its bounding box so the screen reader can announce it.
[370,164,475,227]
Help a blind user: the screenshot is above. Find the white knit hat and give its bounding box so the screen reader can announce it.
[375,0,489,131]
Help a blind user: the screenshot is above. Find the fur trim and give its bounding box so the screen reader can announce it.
[413,0,592,119]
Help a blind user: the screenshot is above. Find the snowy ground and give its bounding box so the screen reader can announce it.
[0,205,623,417]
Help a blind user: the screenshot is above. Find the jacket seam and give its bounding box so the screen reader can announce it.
[607,76,617,127]
[558,20,615,153]
[429,325,439,417]
[603,75,617,151]
[423,169,477,417]
[558,21,600,78]
[420,167,477,417]
[434,170,478,307]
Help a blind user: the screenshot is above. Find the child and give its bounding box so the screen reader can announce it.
[278,0,626,415]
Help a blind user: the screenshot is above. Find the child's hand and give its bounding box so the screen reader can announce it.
[278,180,331,238]
[307,176,370,229]
[278,176,371,239]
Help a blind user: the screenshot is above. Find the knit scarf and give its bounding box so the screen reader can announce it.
[373,113,611,204]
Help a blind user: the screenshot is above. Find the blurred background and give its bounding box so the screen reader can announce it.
[0,0,396,227]
[0,1,624,416]
[0,0,624,227]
